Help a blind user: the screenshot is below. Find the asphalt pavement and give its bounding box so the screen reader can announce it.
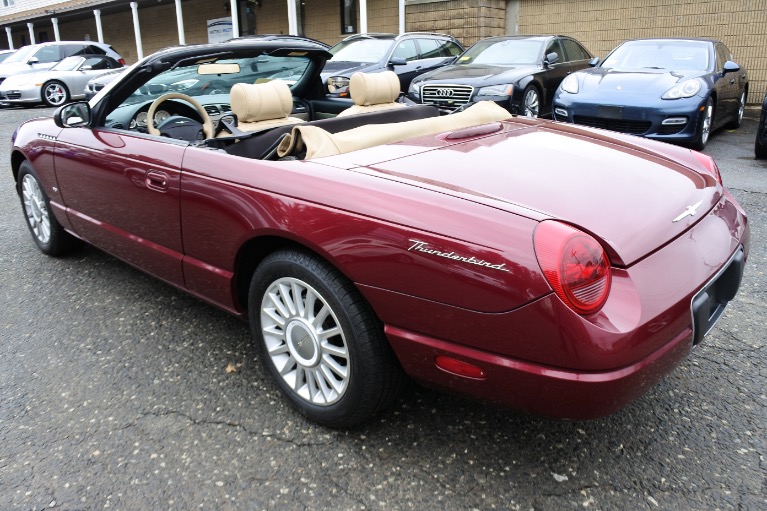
[1,105,765,510]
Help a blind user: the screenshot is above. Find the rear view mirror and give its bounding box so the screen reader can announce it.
[589,56,599,67]
[389,57,407,66]
[722,61,740,74]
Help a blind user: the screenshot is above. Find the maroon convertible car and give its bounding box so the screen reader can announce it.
[11,39,748,427]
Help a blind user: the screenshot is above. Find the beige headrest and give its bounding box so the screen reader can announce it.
[349,71,400,106]
[230,80,293,122]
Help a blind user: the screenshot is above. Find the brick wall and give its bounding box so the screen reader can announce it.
[516,0,767,103]
[405,0,506,45]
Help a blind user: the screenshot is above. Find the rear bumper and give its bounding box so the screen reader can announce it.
[386,323,693,419]
[385,244,746,419]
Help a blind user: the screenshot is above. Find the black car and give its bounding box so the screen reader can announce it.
[756,92,767,159]
[406,35,593,117]
[321,32,463,97]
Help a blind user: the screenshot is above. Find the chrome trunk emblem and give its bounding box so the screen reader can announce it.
[673,200,703,222]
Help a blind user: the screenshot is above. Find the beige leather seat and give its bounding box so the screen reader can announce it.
[336,71,407,117]
[228,80,303,132]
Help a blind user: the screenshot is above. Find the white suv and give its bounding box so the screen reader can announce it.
[0,41,124,86]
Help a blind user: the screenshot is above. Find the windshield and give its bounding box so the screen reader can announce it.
[457,39,544,66]
[51,56,85,71]
[110,53,312,111]
[601,40,710,71]
[329,39,392,63]
[3,45,38,64]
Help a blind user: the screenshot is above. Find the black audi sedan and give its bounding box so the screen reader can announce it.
[406,35,594,117]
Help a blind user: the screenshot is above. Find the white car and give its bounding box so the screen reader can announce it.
[0,41,124,86]
[0,55,123,107]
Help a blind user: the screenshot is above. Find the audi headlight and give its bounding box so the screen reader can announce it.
[662,78,703,100]
[408,81,421,97]
[327,76,350,94]
[560,74,579,94]
[477,84,513,96]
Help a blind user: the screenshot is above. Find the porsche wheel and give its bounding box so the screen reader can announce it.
[727,91,746,129]
[691,97,714,150]
[18,161,82,256]
[522,85,540,118]
[42,81,69,107]
[249,249,406,428]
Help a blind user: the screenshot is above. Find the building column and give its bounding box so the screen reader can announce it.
[230,0,240,38]
[174,0,186,45]
[27,23,35,44]
[130,2,144,60]
[287,0,298,36]
[51,18,60,41]
[359,0,368,33]
[398,0,405,34]
[94,10,104,43]
[5,27,13,50]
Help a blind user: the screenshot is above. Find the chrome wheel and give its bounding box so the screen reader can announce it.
[43,82,68,106]
[523,86,539,117]
[260,277,350,406]
[21,173,51,244]
[700,99,713,147]
[737,92,745,124]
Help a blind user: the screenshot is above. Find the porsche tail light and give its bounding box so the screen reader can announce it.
[692,151,723,185]
[534,221,611,315]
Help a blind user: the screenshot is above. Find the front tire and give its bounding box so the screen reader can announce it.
[18,161,82,256]
[249,249,406,428]
[42,81,69,107]
[755,97,767,159]
[521,85,540,118]
[691,96,714,150]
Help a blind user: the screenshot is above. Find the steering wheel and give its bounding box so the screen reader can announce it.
[146,93,214,139]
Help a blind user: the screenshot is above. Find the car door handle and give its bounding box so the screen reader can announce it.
[146,170,169,192]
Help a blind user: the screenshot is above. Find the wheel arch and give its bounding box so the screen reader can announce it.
[10,151,27,190]
[232,234,360,317]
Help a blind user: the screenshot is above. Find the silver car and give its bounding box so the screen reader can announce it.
[0,55,123,107]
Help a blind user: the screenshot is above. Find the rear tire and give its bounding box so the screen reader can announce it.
[249,249,406,428]
[727,91,746,129]
[18,161,82,256]
[42,81,69,107]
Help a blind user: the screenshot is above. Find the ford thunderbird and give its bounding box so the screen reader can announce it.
[11,39,748,427]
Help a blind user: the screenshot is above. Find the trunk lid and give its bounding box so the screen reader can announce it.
[331,119,721,266]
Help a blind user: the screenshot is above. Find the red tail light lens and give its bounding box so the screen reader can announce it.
[534,221,611,315]
[118,58,126,66]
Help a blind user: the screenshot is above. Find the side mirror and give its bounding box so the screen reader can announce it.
[389,57,407,66]
[54,102,91,128]
[543,52,559,67]
[26,57,40,65]
[589,56,600,67]
[722,61,740,74]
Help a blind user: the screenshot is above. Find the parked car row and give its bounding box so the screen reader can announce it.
[0,40,125,107]
[0,33,758,153]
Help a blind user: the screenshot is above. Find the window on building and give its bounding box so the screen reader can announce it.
[3,0,16,7]
[341,0,356,35]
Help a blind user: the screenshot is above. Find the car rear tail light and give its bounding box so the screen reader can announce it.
[118,58,126,66]
[692,151,723,185]
[534,221,611,315]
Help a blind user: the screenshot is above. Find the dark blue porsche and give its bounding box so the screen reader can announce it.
[552,38,748,150]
